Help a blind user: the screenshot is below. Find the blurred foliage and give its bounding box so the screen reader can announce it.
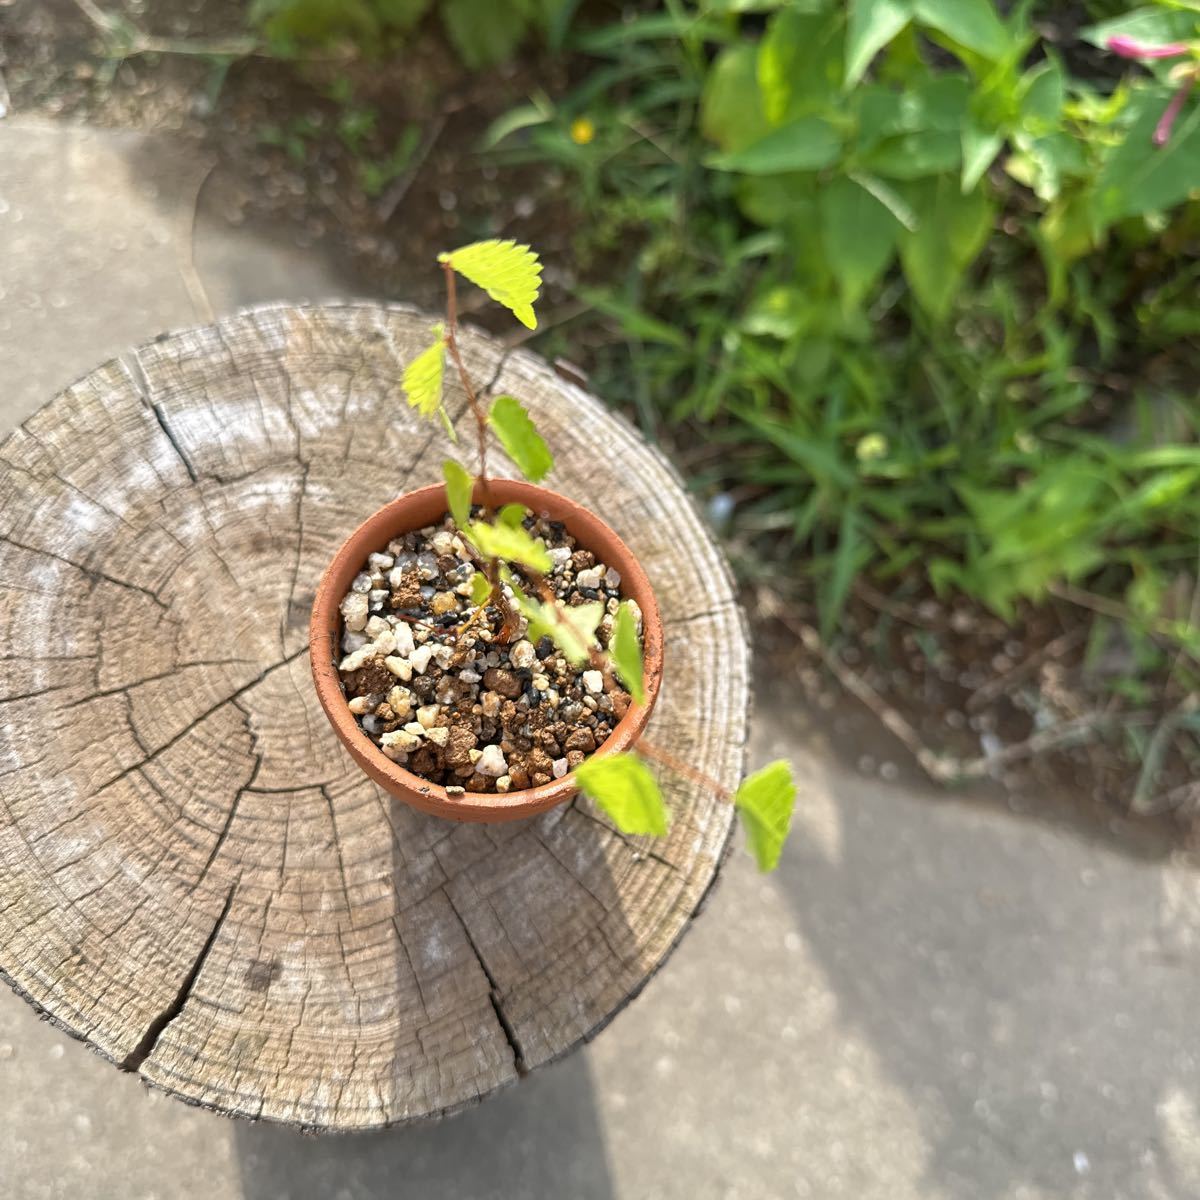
[248,0,583,65]
[483,0,1200,646]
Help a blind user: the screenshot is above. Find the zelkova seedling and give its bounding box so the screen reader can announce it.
[397,238,796,871]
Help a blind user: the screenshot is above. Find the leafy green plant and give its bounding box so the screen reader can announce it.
[249,0,584,66]
[393,238,797,871]
[489,0,1200,646]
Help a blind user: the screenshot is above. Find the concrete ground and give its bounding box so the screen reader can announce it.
[3,119,1200,1200]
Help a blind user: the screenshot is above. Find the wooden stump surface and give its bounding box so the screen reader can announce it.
[0,303,749,1130]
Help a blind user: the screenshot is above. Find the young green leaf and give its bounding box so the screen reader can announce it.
[497,502,528,529]
[611,601,646,705]
[575,752,670,837]
[469,519,552,574]
[437,239,542,329]
[442,459,474,529]
[469,571,492,606]
[734,760,796,872]
[489,395,554,483]
[510,588,604,665]
[403,324,446,418]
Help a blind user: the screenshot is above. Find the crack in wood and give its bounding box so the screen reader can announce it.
[119,881,237,1073]
[122,352,201,485]
[0,532,171,613]
[442,888,527,1077]
[94,646,307,796]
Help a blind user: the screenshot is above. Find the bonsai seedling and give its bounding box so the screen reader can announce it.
[333,239,795,871]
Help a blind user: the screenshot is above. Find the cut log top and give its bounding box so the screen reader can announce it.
[0,304,749,1130]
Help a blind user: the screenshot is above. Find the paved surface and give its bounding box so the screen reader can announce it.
[3,119,1200,1200]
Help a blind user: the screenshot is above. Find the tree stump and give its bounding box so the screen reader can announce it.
[0,304,748,1130]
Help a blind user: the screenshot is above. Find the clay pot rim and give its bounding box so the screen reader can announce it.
[309,479,664,822]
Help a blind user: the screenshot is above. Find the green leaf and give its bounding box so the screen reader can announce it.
[707,116,842,174]
[864,129,961,180]
[1092,90,1200,225]
[757,8,843,125]
[734,760,796,872]
[1081,8,1197,51]
[914,0,1007,60]
[819,503,866,639]
[845,0,912,88]
[576,753,670,837]
[611,602,646,704]
[438,239,543,330]
[469,572,492,606]
[402,324,446,419]
[443,459,474,529]
[700,44,771,152]
[488,394,554,483]
[820,175,900,308]
[961,118,1003,191]
[898,175,994,317]
[848,170,919,229]
[497,502,528,529]
[510,587,604,664]
[469,519,552,573]
[441,0,529,68]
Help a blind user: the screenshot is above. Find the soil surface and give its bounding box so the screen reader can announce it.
[337,512,634,793]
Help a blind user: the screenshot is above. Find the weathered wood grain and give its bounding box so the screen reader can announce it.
[0,304,748,1130]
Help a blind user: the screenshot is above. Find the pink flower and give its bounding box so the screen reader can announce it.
[1155,75,1197,144]
[1106,35,1197,144]
[1107,34,1189,60]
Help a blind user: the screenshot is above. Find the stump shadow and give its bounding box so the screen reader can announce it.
[232,1049,616,1200]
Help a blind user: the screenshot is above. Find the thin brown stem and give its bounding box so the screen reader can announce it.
[442,262,491,487]
[639,739,734,803]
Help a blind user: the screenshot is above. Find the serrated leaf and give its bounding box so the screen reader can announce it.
[469,571,492,606]
[438,239,542,329]
[469,519,552,573]
[575,752,670,837]
[489,395,554,483]
[403,324,446,418]
[734,760,796,872]
[611,601,646,705]
[443,459,473,529]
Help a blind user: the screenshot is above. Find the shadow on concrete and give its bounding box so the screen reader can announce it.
[232,1037,615,1200]
[766,716,1200,1199]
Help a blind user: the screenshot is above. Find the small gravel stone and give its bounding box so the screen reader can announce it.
[340,592,369,632]
[409,644,434,675]
[431,591,458,616]
[384,655,412,680]
[368,552,395,571]
[347,696,373,715]
[483,668,522,699]
[583,670,604,694]
[340,646,376,672]
[417,705,440,729]
[510,639,537,669]
[381,729,421,752]
[426,726,449,747]
[475,744,508,777]
[576,567,603,590]
[495,775,512,793]
[351,572,373,594]
[552,757,568,779]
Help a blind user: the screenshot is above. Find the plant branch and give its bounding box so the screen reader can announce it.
[442,262,491,486]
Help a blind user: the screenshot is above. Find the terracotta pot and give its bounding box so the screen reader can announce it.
[310,479,664,823]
